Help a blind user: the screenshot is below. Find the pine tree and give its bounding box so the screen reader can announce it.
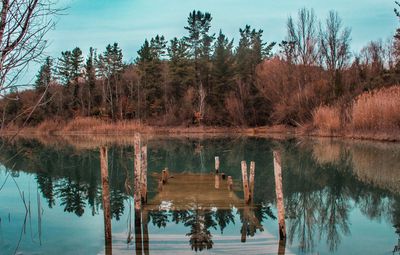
[235,25,275,126]
[97,43,124,119]
[168,37,194,104]
[35,56,53,92]
[209,30,235,124]
[85,47,96,115]
[184,10,215,123]
[136,36,167,118]
[57,50,73,86]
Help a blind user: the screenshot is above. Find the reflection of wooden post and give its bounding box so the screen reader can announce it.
[215,156,220,173]
[214,174,220,189]
[227,176,233,191]
[249,161,255,203]
[241,208,248,243]
[241,161,250,204]
[100,147,112,254]
[158,179,163,191]
[273,150,286,241]
[162,168,169,184]
[278,239,286,255]
[134,208,142,255]
[141,145,147,204]
[134,134,142,210]
[142,210,149,255]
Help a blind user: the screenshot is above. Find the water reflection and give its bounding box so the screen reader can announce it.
[0,136,399,254]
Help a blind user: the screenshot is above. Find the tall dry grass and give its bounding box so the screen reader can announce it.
[312,105,341,133]
[351,86,400,131]
[62,117,144,134]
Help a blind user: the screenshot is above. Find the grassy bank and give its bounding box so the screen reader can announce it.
[311,85,400,142]
[1,86,399,142]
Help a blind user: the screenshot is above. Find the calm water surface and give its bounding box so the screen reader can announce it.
[0,136,399,255]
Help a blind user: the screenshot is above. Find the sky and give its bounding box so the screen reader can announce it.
[23,0,399,84]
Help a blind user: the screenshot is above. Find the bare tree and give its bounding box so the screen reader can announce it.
[319,10,351,96]
[286,8,319,66]
[360,40,385,77]
[0,0,59,96]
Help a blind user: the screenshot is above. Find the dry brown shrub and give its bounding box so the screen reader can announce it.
[351,86,400,131]
[312,105,341,132]
[36,119,64,133]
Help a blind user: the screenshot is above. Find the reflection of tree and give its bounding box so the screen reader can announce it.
[56,178,87,217]
[171,210,191,224]
[36,173,55,208]
[110,189,126,220]
[215,209,235,234]
[149,210,169,228]
[185,209,216,252]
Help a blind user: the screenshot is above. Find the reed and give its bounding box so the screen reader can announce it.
[351,86,400,131]
[312,105,340,133]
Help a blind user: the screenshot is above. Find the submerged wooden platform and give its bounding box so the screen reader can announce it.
[146,173,246,210]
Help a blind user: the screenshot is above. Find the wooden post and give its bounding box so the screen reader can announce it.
[241,161,250,204]
[214,174,220,189]
[162,168,169,184]
[227,176,233,191]
[100,147,112,254]
[249,161,255,203]
[134,134,142,210]
[215,156,220,173]
[273,150,286,241]
[140,145,147,204]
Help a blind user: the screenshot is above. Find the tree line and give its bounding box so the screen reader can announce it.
[1,7,400,127]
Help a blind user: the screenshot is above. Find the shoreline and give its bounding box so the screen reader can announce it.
[1,124,399,143]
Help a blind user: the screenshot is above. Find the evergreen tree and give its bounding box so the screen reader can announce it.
[35,57,53,92]
[56,50,73,86]
[235,25,275,126]
[85,47,96,115]
[97,43,124,119]
[136,36,167,118]
[184,10,215,123]
[168,37,194,105]
[209,30,235,124]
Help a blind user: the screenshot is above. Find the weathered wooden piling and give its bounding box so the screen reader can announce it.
[241,161,250,204]
[215,156,220,173]
[227,176,233,191]
[134,134,142,210]
[100,146,112,252]
[273,150,286,241]
[140,145,148,204]
[249,161,255,203]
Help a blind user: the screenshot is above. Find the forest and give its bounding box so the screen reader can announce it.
[1,7,400,133]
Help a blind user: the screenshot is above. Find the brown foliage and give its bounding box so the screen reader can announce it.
[256,57,330,125]
[351,86,400,131]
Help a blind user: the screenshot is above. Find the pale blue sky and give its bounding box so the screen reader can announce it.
[24,0,398,84]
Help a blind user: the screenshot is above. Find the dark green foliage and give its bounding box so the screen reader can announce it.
[235,25,276,126]
[35,57,53,92]
[136,35,167,118]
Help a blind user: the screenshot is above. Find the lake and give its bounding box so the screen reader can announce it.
[0,135,399,255]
